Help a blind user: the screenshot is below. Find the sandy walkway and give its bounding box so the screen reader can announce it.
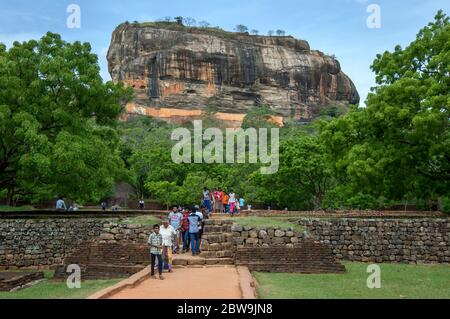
[109,267,242,299]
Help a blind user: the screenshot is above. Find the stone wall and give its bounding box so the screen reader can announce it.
[235,246,345,273]
[53,243,149,280]
[97,222,152,244]
[1,217,449,270]
[298,218,450,264]
[0,272,44,291]
[230,224,308,247]
[0,219,153,269]
[0,219,106,269]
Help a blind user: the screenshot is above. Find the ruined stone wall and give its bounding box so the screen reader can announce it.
[1,217,449,269]
[235,246,345,273]
[0,219,156,269]
[230,224,307,247]
[298,218,450,264]
[0,219,106,269]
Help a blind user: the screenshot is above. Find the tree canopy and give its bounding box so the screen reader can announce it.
[321,10,450,208]
[0,32,132,204]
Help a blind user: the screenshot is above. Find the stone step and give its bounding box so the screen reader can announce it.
[200,241,235,252]
[200,250,235,258]
[203,225,232,233]
[203,219,234,226]
[201,232,234,243]
[204,258,234,265]
[172,257,234,267]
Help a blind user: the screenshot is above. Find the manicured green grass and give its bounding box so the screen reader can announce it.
[120,215,163,226]
[233,216,305,232]
[0,205,34,212]
[0,271,121,299]
[254,262,450,299]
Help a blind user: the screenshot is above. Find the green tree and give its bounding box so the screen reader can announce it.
[145,181,179,210]
[321,11,450,208]
[251,132,332,210]
[124,119,186,199]
[183,17,197,27]
[199,21,211,28]
[241,106,278,129]
[174,16,184,26]
[235,25,249,33]
[0,33,132,204]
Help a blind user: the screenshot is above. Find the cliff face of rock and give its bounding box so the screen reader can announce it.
[108,23,359,126]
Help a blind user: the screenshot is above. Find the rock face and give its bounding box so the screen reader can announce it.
[108,23,360,126]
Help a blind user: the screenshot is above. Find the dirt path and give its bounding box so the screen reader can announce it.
[109,267,242,299]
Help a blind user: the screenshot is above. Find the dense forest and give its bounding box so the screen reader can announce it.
[0,11,448,212]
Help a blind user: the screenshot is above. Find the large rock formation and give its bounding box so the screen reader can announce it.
[108,22,359,126]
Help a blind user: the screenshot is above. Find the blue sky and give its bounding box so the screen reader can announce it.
[0,0,449,105]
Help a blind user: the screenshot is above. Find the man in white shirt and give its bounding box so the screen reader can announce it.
[168,206,183,254]
[159,220,177,272]
[56,196,67,212]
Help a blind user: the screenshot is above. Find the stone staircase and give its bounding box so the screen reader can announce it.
[173,219,235,267]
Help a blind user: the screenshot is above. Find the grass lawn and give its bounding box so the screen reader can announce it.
[0,271,121,299]
[119,215,163,226]
[254,262,450,299]
[0,205,35,212]
[233,216,305,232]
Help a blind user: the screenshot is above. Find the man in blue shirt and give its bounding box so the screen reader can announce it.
[188,208,202,256]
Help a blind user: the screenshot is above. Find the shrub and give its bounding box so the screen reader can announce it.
[440,197,450,214]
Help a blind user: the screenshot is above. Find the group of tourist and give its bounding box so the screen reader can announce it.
[147,187,248,279]
[202,188,246,216]
[147,205,206,280]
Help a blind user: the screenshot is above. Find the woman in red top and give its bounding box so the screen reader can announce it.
[214,189,224,214]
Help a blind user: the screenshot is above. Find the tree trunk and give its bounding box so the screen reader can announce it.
[5,187,13,206]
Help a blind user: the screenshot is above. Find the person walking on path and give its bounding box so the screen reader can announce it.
[101,201,107,212]
[239,197,245,212]
[160,220,177,273]
[181,207,191,253]
[188,208,202,256]
[168,206,183,254]
[228,191,237,216]
[202,187,212,214]
[148,224,164,280]
[222,192,229,214]
[139,199,145,210]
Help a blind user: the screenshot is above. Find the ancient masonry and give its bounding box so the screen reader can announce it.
[297,218,450,264]
[1,217,449,279]
[0,272,44,291]
[108,23,360,126]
